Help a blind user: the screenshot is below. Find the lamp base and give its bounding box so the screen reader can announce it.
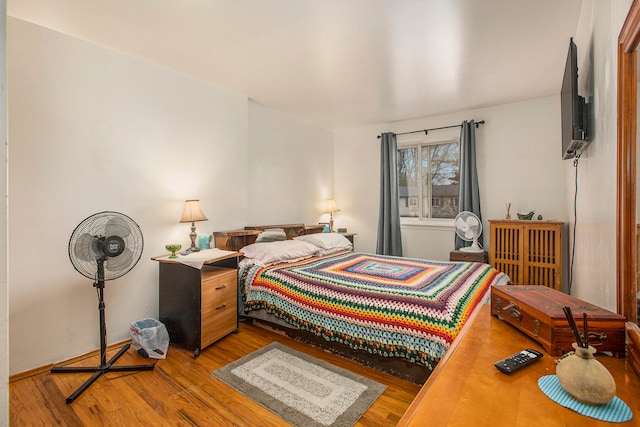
[189,224,201,252]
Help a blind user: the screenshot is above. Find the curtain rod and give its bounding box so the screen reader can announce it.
[377,120,485,139]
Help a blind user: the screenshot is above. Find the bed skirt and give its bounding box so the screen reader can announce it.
[240,310,430,384]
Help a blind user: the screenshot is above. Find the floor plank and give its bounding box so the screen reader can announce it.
[10,321,421,426]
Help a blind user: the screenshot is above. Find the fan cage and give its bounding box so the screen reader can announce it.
[454,211,482,242]
[68,211,144,281]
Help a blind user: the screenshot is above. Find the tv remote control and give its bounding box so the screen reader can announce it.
[494,348,543,374]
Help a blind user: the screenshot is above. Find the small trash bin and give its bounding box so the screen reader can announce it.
[130,318,170,359]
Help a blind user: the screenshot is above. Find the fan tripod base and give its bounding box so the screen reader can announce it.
[50,343,155,404]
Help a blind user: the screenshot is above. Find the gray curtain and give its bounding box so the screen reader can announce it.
[456,120,483,249]
[376,132,403,256]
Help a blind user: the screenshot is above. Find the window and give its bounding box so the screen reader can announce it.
[397,141,459,219]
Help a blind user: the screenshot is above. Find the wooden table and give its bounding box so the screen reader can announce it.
[398,304,640,426]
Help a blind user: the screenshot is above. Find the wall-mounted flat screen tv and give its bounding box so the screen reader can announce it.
[561,37,589,160]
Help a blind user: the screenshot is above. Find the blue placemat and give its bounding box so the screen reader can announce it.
[538,375,632,423]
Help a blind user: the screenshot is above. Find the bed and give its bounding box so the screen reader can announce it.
[215,224,509,383]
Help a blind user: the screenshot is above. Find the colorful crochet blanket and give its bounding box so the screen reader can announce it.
[240,252,508,370]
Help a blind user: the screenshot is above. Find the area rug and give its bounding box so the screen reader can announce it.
[211,342,387,427]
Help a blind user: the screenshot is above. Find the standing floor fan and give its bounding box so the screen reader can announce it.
[51,211,155,404]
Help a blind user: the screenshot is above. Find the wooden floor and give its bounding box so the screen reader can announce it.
[10,321,422,426]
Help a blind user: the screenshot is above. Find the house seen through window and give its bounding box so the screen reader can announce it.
[397,141,459,219]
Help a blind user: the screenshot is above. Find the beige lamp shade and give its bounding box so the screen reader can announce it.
[180,200,208,223]
[325,198,340,232]
[325,198,341,214]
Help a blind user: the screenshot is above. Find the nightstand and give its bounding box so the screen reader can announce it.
[449,249,488,263]
[340,233,357,249]
[340,232,356,243]
[152,250,241,357]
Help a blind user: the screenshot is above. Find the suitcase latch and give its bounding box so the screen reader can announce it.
[585,331,608,346]
[533,319,541,337]
[502,301,522,321]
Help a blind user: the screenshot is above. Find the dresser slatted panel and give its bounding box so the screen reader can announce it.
[489,220,563,290]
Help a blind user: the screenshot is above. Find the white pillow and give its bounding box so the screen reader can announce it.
[255,228,287,243]
[315,247,352,257]
[240,240,320,264]
[293,233,353,252]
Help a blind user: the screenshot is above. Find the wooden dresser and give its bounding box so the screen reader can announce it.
[398,304,640,426]
[489,220,564,290]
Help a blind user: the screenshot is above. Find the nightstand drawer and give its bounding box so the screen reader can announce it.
[202,267,237,302]
[201,267,237,348]
[201,292,237,348]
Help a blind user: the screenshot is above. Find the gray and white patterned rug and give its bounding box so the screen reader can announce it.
[212,342,386,427]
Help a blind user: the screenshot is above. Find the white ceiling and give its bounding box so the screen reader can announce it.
[8,0,583,129]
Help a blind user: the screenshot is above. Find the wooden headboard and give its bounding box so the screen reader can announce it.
[213,223,324,251]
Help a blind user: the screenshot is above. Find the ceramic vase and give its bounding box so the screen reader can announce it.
[198,234,212,250]
[556,343,616,406]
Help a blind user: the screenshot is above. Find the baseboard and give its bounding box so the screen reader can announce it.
[9,338,132,383]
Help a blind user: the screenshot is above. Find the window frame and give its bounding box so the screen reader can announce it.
[397,133,460,228]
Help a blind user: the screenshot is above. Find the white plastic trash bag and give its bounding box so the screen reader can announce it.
[130,318,170,359]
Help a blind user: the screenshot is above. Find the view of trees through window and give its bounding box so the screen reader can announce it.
[397,142,459,219]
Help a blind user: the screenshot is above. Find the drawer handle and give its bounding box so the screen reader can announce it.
[215,285,227,290]
[215,303,227,310]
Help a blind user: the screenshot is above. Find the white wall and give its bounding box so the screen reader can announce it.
[247,101,334,226]
[1,0,8,422]
[566,0,633,311]
[8,17,335,376]
[335,95,568,261]
[332,124,386,254]
[8,18,249,374]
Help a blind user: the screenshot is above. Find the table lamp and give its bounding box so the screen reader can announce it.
[180,199,208,252]
[325,198,341,232]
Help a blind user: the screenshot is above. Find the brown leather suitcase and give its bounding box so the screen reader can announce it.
[490,285,625,356]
